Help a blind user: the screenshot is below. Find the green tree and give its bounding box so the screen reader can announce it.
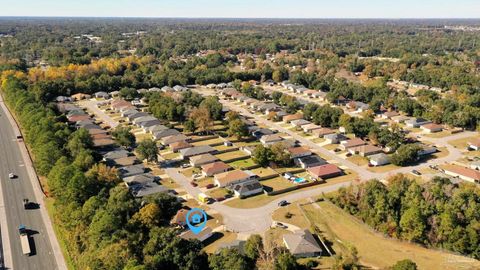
[390,144,421,166]
[209,248,252,270]
[227,119,249,139]
[67,128,93,156]
[274,252,300,270]
[112,126,136,148]
[391,259,418,270]
[137,139,158,163]
[252,145,273,167]
[200,96,223,120]
[244,234,263,261]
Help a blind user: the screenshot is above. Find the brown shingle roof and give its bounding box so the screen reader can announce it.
[201,161,231,175]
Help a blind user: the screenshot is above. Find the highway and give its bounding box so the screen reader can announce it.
[0,98,63,269]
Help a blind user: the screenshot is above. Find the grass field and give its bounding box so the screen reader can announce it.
[261,176,296,192]
[228,158,257,169]
[424,130,455,138]
[206,187,229,198]
[251,167,278,178]
[272,202,311,229]
[216,150,249,161]
[448,136,476,149]
[367,164,401,173]
[192,137,224,146]
[346,155,369,166]
[302,201,480,270]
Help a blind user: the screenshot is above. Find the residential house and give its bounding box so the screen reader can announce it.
[283,113,303,123]
[214,170,257,187]
[127,112,149,122]
[118,164,145,178]
[67,114,90,123]
[71,93,91,101]
[348,144,383,157]
[467,138,480,151]
[470,161,480,170]
[294,155,327,169]
[94,91,109,99]
[442,164,480,183]
[109,156,138,167]
[147,124,169,134]
[201,161,231,177]
[161,134,189,145]
[287,147,312,159]
[132,116,157,125]
[260,134,284,146]
[291,119,311,128]
[240,145,256,156]
[103,149,130,161]
[170,209,188,227]
[324,133,347,144]
[308,164,342,180]
[121,109,139,118]
[312,128,336,138]
[302,123,322,133]
[369,153,390,166]
[231,179,263,198]
[93,138,116,148]
[123,173,168,197]
[405,117,432,128]
[392,115,410,124]
[417,144,437,156]
[283,230,322,258]
[179,227,213,242]
[381,111,400,119]
[139,119,162,129]
[153,129,181,140]
[421,123,443,133]
[340,138,367,150]
[170,141,192,153]
[179,145,216,159]
[190,154,219,167]
[252,128,274,139]
[347,101,369,112]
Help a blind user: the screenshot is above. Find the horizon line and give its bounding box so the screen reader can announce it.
[0,16,479,20]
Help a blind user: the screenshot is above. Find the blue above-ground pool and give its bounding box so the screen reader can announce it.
[294,177,307,184]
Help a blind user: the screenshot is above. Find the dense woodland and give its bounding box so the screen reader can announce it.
[0,18,479,269]
[331,175,480,260]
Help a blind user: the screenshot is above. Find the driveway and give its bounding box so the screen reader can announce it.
[78,99,119,128]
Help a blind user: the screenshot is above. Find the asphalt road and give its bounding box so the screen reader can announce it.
[0,103,59,269]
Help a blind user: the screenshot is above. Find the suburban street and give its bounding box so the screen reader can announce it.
[0,96,66,270]
[79,99,119,128]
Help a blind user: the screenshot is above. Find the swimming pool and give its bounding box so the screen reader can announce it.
[294,177,307,184]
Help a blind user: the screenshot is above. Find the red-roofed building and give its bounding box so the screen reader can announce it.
[421,123,443,133]
[202,161,231,177]
[443,164,480,183]
[308,164,342,180]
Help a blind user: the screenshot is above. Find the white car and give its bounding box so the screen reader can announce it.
[8,173,16,179]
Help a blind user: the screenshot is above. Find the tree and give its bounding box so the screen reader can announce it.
[400,207,426,242]
[67,128,93,156]
[183,119,196,133]
[274,252,300,270]
[73,149,95,171]
[137,139,158,163]
[227,119,249,139]
[390,144,421,166]
[245,234,263,261]
[253,145,273,167]
[391,259,418,270]
[209,248,252,270]
[200,96,223,120]
[112,126,136,148]
[270,142,292,167]
[119,87,139,100]
[131,203,161,228]
[190,107,213,134]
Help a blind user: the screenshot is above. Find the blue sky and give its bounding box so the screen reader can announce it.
[1,0,479,18]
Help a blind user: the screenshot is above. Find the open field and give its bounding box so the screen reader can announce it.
[272,202,311,229]
[367,164,401,173]
[251,167,278,178]
[346,155,369,166]
[448,136,475,149]
[216,150,249,161]
[302,201,480,270]
[228,158,257,169]
[192,137,224,146]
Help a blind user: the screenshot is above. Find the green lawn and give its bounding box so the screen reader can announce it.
[228,158,257,169]
[206,188,230,198]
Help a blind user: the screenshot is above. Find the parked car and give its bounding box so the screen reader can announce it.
[278,200,288,207]
[190,181,198,187]
[215,197,225,202]
[411,170,422,176]
[273,221,288,229]
[206,184,215,189]
[181,163,191,169]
